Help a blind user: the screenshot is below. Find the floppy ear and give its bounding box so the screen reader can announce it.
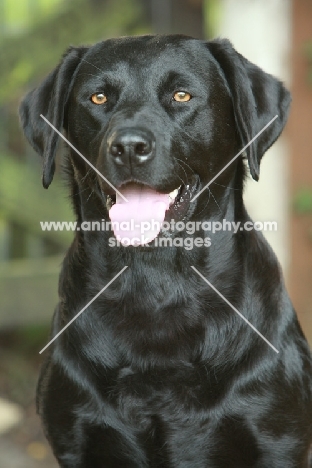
[19,46,88,188]
[207,38,291,181]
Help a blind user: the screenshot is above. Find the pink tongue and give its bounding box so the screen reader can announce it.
[109,183,170,246]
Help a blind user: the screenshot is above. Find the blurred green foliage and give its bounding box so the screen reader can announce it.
[0,153,73,244]
[293,187,312,214]
[1,0,63,33]
[203,0,221,39]
[0,0,147,104]
[0,0,149,254]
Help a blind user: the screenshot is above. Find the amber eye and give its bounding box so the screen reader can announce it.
[173,91,192,102]
[91,93,107,105]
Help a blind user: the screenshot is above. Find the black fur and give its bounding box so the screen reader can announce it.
[20,35,312,467]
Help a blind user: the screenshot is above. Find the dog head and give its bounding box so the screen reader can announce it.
[19,35,290,231]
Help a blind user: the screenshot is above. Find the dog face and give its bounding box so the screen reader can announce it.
[19,35,291,228]
[67,37,236,192]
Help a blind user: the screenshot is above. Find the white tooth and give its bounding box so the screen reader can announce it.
[169,189,178,199]
[168,186,181,204]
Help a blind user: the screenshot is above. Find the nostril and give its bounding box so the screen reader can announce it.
[111,144,124,157]
[135,142,150,155]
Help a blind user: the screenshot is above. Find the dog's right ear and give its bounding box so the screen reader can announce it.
[19,46,88,188]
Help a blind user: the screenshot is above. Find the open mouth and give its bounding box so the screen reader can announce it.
[106,176,199,246]
[106,176,198,217]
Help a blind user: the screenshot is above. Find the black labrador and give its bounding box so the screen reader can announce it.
[19,35,312,467]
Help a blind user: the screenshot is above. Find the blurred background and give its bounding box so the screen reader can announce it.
[0,0,311,466]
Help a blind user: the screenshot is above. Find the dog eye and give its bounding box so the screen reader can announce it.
[91,93,108,105]
[173,91,192,102]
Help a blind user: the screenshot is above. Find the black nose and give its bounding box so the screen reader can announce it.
[107,128,155,166]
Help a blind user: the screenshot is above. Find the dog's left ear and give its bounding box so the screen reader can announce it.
[207,38,291,181]
[19,46,88,188]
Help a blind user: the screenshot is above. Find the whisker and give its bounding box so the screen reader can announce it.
[77,73,101,78]
[208,188,223,214]
[212,182,240,191]
[86,190,95,203]
[172,120,199,144]
[174,159,189,186]
[79,57,103,73]
[175,157,195,178]
[195,191,211,217]
[81,168,94,183]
